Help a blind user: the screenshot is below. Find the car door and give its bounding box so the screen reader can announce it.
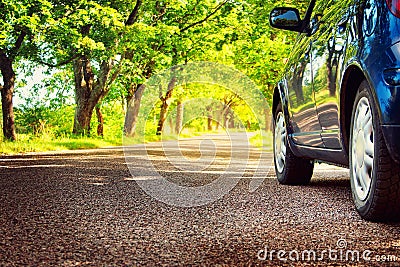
[285,1,325,148]
[309,0,354,149]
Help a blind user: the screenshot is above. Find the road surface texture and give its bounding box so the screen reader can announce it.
[1,133,400,266]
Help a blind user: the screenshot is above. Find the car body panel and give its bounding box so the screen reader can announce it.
[286,36,324,147]
[273,0,400,165]
[310,1,352,149]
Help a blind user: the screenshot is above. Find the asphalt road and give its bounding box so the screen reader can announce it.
[1,133,400,266]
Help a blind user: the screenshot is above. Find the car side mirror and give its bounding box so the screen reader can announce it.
[270,7,303,32]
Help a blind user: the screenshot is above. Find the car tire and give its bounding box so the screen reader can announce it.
[350,80,400,222]
[273,102,314,185]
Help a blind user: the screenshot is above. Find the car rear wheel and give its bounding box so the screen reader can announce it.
[350,80,400,222]
[273,102,314,185]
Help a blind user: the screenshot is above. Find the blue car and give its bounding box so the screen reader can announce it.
[269,0,400,221]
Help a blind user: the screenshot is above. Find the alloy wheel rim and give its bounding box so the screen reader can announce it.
[274,112,287,173]
[351,96,374,201]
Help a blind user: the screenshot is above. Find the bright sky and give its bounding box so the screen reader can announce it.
[14,66,48,107]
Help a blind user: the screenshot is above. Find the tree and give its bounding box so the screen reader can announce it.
[40,0,142,135]
[152,0,230,135]
[69,3,131,135]
[0,0,53,140]
[123,84,145,136]
[5,0,310,142]
[121,0,232,136]
[156,69,178,135]
[175,99,183,133]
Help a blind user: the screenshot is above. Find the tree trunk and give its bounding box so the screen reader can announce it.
[175,100,183,134]
[72,56,95,135]
[124,84,145,137]
[0,53,17,141]
[157,99,169,136]
[168,117,173,134]
[206,105,213,131]
[265,108,271,132]
[156,76,177,135]
[72,56,112,135]
[227,109,235,128]
[293,61,306,105]
[96,105,104,137]
[207,117,213,131]
[222,104,231,129]
[327,53,336,97]
[216,106,222,130]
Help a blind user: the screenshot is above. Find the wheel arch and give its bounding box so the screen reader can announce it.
[340,65,367,155]
[272,86,281,118]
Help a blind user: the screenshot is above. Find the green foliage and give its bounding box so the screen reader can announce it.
[2,0,312,151]
[0,134,121,155]
[15,105,74,137]
[1,101,124,153]
[0,0,54,61]
[14,98,124,138]
[96,102,125,140]
[40,1,125,63]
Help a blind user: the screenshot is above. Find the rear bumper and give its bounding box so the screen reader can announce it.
[381,125,400,164]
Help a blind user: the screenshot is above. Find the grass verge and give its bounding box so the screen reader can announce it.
[249,130,273,151]
[0,134,123,155]
[0,129,273,155]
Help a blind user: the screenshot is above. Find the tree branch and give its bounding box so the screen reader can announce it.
[159,84,164,101]
[14,31,27,52]
[106,55,125,89]
[180,0,228,33]
[38,54,80,68]
[126,0,142,26]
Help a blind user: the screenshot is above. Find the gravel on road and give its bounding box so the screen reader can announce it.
[1,134,400,266]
